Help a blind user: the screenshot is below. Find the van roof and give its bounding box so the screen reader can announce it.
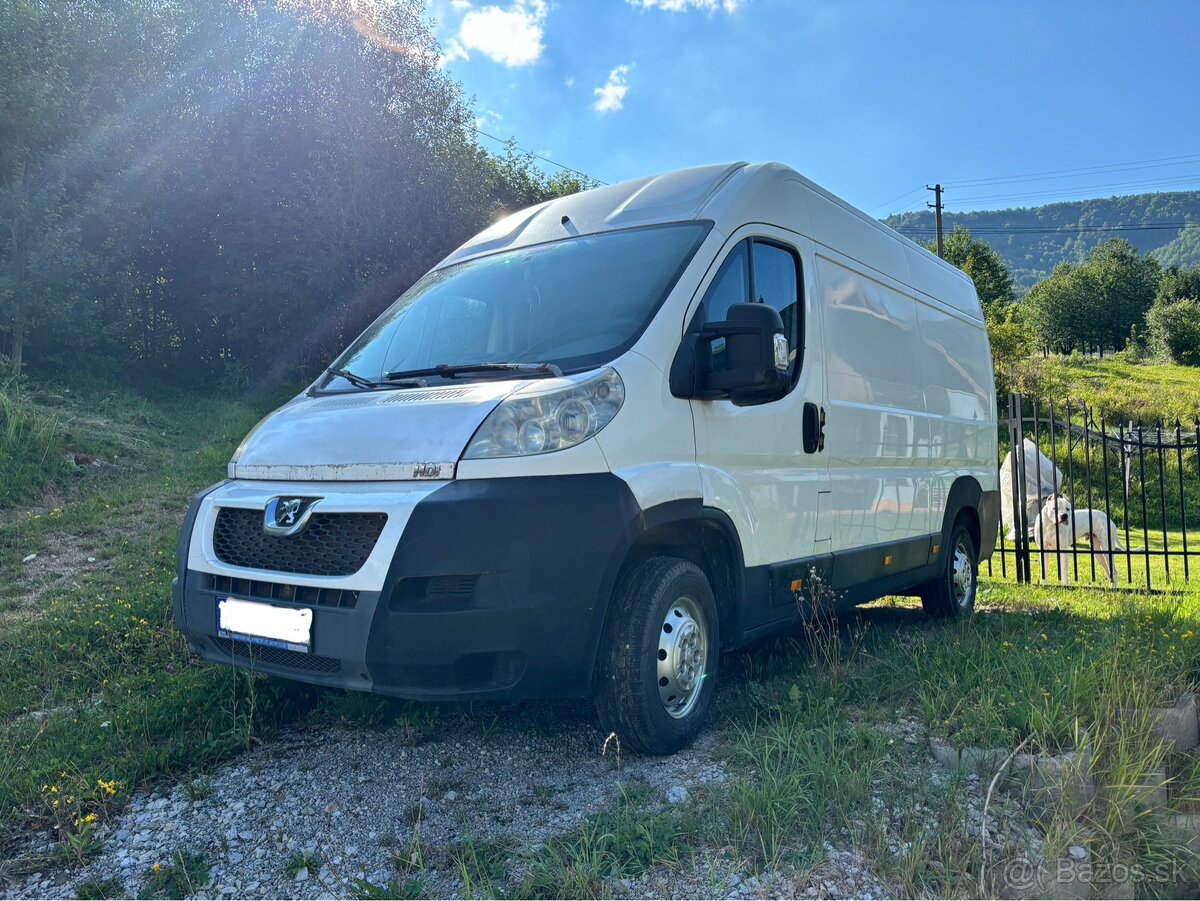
[438,161,976,307]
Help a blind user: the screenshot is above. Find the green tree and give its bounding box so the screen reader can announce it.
[925,225,1015,320]
[1023,239,1160,355]
[0,0,587,382]
[1157,265,1200,305]
[1147,299,1200,366]
[1024,262,1087,353]
[1085,239,1160,351]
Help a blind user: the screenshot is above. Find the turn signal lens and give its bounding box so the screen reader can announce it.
[463,368,625,459]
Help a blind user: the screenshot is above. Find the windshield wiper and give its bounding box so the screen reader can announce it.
[384,362,563,381]
[326,367,382,390]
[324,367,429,390]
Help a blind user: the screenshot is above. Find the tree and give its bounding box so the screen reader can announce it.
[1085,239,1160,351]
[1023,239,1160,355]
[925,225,1015,320]
[0,0,587,383]
[1147,299,1200,366]
[1157,265,1200,305]
[1024,262,1087,353]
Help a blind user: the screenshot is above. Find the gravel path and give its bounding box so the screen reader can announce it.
[7,702,729,899]
[5,701,1044,900]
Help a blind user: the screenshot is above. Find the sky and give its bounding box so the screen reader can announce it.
[427,0,1200,217]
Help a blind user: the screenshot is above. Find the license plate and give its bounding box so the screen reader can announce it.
[217,597,312,653]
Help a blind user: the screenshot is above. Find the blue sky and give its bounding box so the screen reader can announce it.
[428,0,1200,216]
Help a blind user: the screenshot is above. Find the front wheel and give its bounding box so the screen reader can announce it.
[921,521,978,619]
[595,557,719,755]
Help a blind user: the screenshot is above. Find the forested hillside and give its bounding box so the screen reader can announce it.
[884,191,1200,292]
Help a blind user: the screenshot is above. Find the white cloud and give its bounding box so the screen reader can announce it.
[593,64,632,114]
[450,0,472,8]
[473,109,504,131]
[439,37,470,67]
[456,0,547,67]
[626,0,742,11]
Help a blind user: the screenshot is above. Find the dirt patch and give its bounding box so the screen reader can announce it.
[0,496,184,622]
[2,531,102,621]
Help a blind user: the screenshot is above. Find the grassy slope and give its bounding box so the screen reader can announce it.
[4,376,1200,897]
[0,380,297,847]
[1011,356,1200,424]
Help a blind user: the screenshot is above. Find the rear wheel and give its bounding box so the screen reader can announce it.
[595,557,719,755]
[921,521,978,619]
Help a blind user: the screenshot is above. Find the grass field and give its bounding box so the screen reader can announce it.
[3,376,1200,897]
[1011,356,1200,424]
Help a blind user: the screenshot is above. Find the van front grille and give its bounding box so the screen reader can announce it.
[205,574,360,609]
[212,507,386,577]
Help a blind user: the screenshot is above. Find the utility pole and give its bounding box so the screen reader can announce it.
[926,183,944,258]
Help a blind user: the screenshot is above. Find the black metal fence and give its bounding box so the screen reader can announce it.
[985,392,1200,591]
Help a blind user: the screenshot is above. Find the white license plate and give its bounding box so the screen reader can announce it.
[217,597,312,653]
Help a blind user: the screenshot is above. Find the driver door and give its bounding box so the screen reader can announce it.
[688,226,829,610]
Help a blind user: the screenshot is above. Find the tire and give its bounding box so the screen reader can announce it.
[921,521,978,619]
[595,557,719,755]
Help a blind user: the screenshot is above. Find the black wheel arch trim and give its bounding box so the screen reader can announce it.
[939,476,999,562]
[598,496,748,665]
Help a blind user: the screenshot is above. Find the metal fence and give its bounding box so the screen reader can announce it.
[985,392,1200,591]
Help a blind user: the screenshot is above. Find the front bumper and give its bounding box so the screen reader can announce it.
[174,474,641,701]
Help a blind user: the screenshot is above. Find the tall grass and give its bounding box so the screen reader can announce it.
[0,384,70,508]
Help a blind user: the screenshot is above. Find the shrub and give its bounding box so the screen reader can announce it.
[988,313,1032,397]
[1147,299,1200,366]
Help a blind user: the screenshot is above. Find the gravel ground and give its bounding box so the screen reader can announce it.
[5,701,1044,901]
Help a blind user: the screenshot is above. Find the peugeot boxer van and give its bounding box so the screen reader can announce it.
[173,162,999,754]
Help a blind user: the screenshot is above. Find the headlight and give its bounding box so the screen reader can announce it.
[463,368,625,459]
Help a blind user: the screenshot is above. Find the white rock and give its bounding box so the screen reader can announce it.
[666,785,690,804]
[22,553,37,563]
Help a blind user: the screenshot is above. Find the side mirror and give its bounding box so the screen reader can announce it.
[669,303,789,406]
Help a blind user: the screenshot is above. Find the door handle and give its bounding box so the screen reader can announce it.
[803,402,826,454]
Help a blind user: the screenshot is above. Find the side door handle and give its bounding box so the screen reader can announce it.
[803,402,826,454]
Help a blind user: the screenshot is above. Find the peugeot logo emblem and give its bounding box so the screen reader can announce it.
[264,496,320,536]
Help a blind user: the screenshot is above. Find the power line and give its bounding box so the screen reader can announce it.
[943,152,1200,189]
[892,221,1200,236]
[474,128,607,185]
[865,185,926,215]
[394,88,608,185]
[947,173,1200,208]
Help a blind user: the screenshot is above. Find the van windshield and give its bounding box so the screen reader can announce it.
[324,222,711,389]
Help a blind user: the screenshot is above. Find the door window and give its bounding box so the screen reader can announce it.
[701,237,803,384]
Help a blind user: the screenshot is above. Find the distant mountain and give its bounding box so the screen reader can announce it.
[882,191,1200,293]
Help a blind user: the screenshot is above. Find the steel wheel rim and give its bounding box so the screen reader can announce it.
[952,538,974,608]
[657,596,709,719]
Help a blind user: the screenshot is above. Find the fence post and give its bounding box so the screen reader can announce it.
[1007,392,1031,584]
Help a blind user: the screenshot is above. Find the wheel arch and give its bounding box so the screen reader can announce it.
[593,500,746,687]
[940,475,983,555]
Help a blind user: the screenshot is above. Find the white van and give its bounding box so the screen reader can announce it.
[174,162,999,754]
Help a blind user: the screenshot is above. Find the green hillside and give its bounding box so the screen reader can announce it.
[883,191,1200,292]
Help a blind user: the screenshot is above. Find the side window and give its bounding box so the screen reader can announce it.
[751,241,803,382]
[704,242,750,373]
[700,237,804,383]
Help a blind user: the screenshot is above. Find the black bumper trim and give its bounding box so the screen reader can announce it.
[177,473,644,702]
